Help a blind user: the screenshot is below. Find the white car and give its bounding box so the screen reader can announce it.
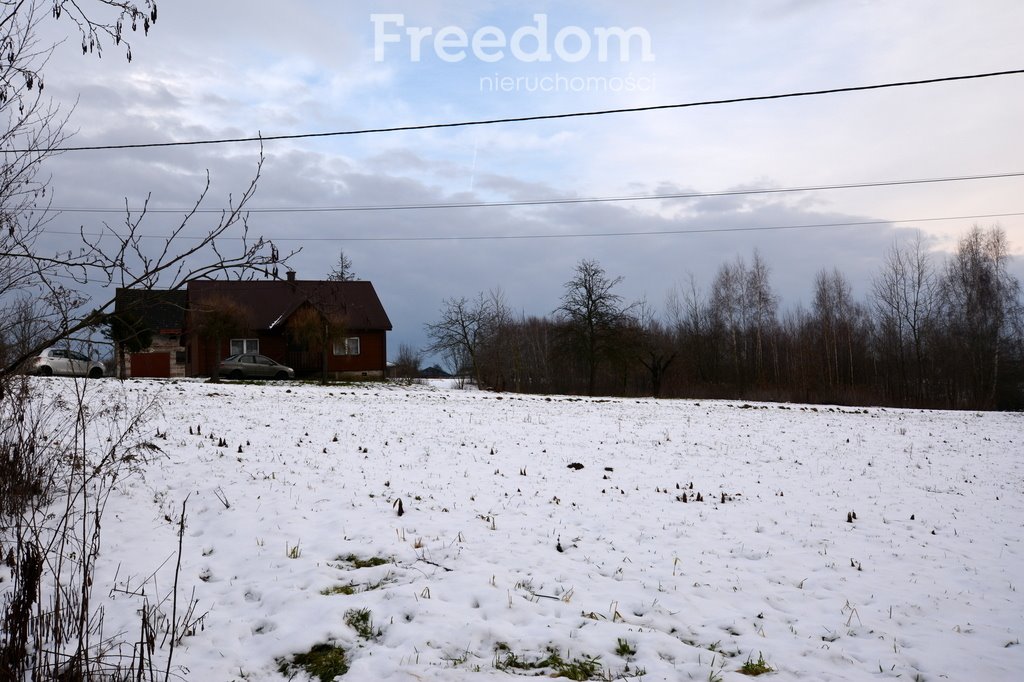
[32,348,105,378]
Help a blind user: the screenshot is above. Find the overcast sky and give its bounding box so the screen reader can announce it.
[34,0,1024,362]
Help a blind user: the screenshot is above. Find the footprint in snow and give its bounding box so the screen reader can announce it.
[251,620,277,635]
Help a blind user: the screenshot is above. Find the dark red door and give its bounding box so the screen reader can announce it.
[130,352,171,378]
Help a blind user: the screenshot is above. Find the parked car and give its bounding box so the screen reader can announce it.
[32,348,105,378]
[218,354,295,380]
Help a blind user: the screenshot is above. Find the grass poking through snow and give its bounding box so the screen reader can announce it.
[277,643,348,681]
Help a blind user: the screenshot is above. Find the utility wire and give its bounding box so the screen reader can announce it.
[16,68,1024,154]
[35,170,1024,214]
[41,211,1024,243]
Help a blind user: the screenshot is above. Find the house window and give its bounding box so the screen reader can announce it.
[333,337,360,356]
[230,338,259,355]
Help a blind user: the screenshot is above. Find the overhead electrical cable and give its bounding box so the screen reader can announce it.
[41,211,1024,243]
[15,68,1024,154]
[35,170,1024,215]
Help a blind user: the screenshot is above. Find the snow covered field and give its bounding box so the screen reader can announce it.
[46,379,1024,679]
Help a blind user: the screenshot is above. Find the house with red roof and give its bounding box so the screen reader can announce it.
[185,273,392,379]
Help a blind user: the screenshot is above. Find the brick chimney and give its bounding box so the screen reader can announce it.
[286,271,296,282]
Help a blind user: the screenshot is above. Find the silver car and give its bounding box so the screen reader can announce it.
[33,348,105,378]
[218,354,295,380]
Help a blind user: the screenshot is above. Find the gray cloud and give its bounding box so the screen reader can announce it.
[20,0,1024,363]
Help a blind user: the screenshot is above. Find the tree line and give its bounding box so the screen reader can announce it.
[424,226,1024,410]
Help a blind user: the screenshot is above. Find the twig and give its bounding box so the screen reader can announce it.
[164,493,189,682]
[415,557,453,573]
[212,487,230,509]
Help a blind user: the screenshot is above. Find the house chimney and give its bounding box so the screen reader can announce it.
[286,271,296,282]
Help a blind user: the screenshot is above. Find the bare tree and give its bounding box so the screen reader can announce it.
[424,293,497,385]
[668,274,713,384]
[813,268,847,387]
[1,153,289,381]
[812,267,869,392]
[0,297,47,370]
[871,233,937,402]
[939,225,1022,407]
[633,298,676,398]
[709,257,746,385]
[555,259,631,396]
[0,4,294,680]
[0,0,291,382]
[1,1,160,318]
[287,305,347,384]
[475,287,515,390]
[42,1,159,61]
[327,249,357,281]
[392,342,422,380]
[191,295,248,383]
[515,314,555,393]
[745,250,778,384]
[706,251,778,390]
[102,308,153,379]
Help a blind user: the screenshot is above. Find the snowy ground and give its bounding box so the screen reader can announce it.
[31,379,1024,679]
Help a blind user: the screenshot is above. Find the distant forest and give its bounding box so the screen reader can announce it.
[421,226,1024,410]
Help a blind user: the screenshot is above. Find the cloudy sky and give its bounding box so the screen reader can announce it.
[34,0,1024,360]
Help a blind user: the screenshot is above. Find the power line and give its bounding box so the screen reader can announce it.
[40,210,1024,243]
[34,170,1024,214]
[243,211,1024,242]
[16,68,1024,154]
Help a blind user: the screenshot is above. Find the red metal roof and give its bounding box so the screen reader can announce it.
[187,280,392,331]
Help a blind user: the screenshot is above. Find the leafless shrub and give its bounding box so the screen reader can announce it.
[0,377,200,680]
[392,343,422,381]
